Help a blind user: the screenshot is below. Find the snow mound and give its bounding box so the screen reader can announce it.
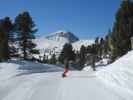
[96,50,133,91]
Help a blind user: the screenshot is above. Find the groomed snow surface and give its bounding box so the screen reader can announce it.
[1,51,133,100]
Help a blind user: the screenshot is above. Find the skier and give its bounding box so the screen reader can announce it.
[62,60,69,77]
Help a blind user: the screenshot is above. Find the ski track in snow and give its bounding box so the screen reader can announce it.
[0,76,38,100]
[0,71,133,100]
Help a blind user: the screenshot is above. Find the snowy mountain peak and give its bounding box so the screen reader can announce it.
[35,30,94,58]
[45,30,79,43]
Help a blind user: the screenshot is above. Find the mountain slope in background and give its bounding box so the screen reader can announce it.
[35,30,94,57]
[45,30,79,43]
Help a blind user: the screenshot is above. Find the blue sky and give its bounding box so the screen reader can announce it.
[0,0,121,39]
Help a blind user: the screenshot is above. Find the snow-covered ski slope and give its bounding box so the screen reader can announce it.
[1,50,133,100]
[96,50,133,93]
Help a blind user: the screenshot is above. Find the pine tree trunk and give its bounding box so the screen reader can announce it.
[23,40,27,60]
[91,54,96,71]
[2,32,9,60]
[23,46,27,60]
[64,59,69,69]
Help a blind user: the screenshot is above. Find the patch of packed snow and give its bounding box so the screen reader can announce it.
[82,66,93,72]
[95,58,109,66]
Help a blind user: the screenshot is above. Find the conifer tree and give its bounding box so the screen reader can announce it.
[4,17,16,58]
[15,11,39,60]
[59,43,75,64]
[50,54,56,64]
[94,37,100,56]
[111,0,133,60]
[78,45,86,69]
[0,22,6,61]
[104,33,111,57]
[99,37,105,58]
[0,17,13,60]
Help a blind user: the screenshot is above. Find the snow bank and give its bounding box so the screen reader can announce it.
[0,60,64,81]
[83,58,109,71]
[96,50,133,91]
